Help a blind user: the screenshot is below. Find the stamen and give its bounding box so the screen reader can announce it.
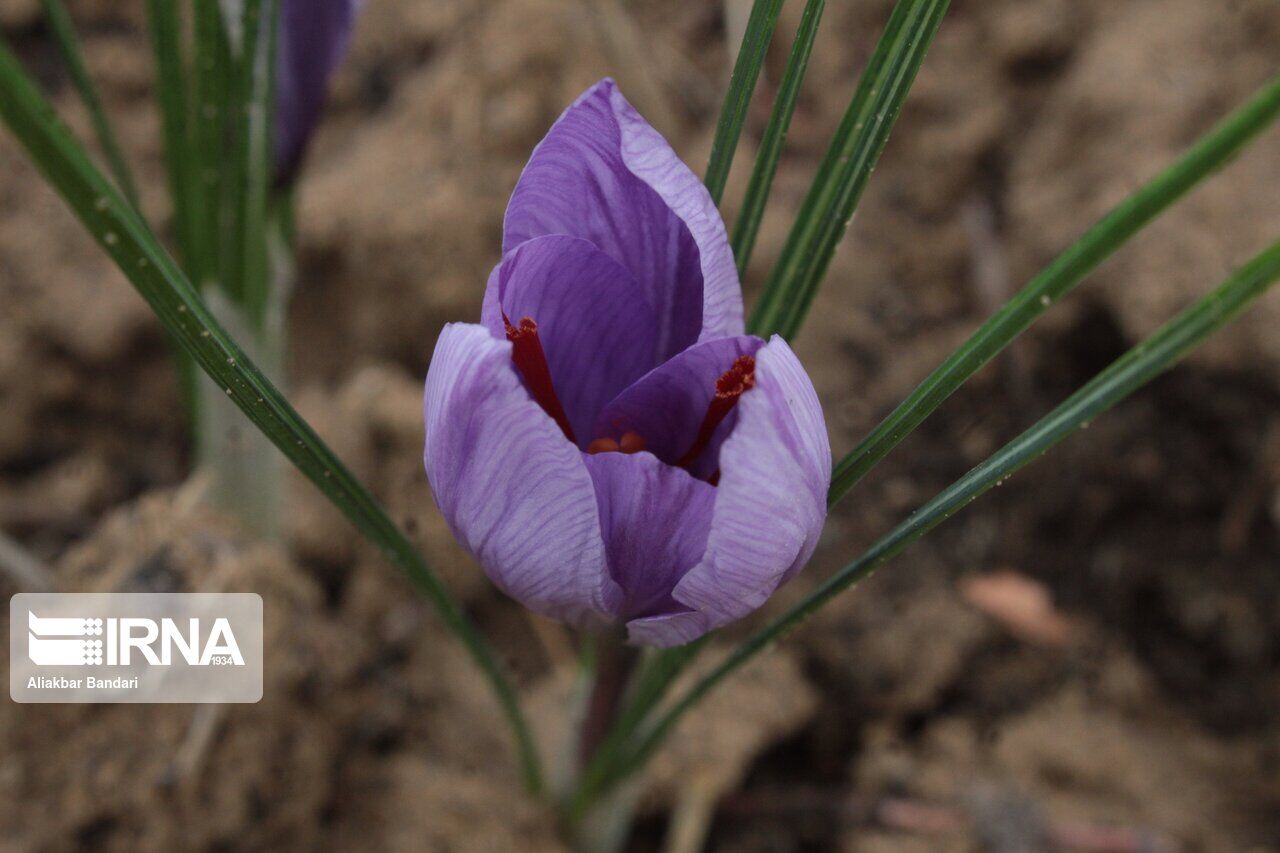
[587,432,647,455]
[676,355,756,470]
[619,432,646,454]
[588,437,620,454]
[503,312,576,443]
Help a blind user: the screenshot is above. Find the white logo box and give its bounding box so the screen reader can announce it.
[10,593,262,703]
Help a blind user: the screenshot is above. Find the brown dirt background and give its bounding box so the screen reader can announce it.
[2,0,1279,849]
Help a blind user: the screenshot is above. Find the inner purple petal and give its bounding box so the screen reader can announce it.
[584,452,716,620]
[481,236,662,447]
[503,82,705,360]
[592,335,766,479]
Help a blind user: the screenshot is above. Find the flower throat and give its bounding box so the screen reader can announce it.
[504,312,755,475]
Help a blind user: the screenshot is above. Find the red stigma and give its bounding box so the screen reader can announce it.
[676,355,756,470]
[503,312,576,443]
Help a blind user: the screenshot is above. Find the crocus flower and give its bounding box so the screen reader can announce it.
[424,80,830,647]
[274,0,358,183]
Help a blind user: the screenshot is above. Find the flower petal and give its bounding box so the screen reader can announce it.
[503,79,744,358]
[584,451,716,620]
[424,323,622,626]
[275,0,358,183]
[626,609,711,648]
[593,335,765,479]
[633,336,830,646]
[481,235,659,446]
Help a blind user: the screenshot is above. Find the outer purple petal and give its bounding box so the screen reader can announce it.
[424,323,622,626]
[504,79,744,358]
[584,452,716,620]
[627,336,830,647]
[625,608,711,648]
[593,335,765,479]
[480,235,660,446]
[275,0,358,183]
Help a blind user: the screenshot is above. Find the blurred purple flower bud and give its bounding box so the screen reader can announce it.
[274,0,357,183]
[423,80,831,647]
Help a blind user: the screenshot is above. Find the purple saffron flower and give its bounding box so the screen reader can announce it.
[274,0,357,183]
[423,80,830,647]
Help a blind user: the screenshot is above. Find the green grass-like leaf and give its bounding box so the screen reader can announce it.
[703,0,785,205]
[0,39,544,796]
[221,0,278,324]
[828,72,1280,507]
[597,236,1280,800]
[146,0,199,269]
[730,0,825,276]
[38,0,140,208]
[192,0,229,289]
[748,0,949,339]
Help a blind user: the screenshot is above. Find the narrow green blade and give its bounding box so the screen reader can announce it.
[703,0,785,205]
[220,0,278,324]
[828,73,1280,507]
[39,0,140,207]
[0,40,544,796]
[191,0,229,289]
[145,0,199,269]
[730,0,824,275]
[748,0,949,339]
[604,238,1280,797]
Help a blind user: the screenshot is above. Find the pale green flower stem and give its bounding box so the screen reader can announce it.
[194,217,294,537]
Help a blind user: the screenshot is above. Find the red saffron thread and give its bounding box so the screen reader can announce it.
[676,355,755,470]
[503,312,576,443]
